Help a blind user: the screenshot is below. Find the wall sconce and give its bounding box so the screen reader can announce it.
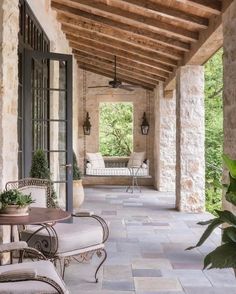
[141,112,149,135]
[83,112,91,135]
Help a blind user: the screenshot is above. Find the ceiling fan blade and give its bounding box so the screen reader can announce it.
[88,86,111,88]
[119,85,134,91]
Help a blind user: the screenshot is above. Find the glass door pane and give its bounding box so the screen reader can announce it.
[24,49,73,212]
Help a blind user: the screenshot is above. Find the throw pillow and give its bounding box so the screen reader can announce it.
[86,152,105,168]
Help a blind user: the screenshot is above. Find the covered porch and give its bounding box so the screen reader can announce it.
[66,186,236,293]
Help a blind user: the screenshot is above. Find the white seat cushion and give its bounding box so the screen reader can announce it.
[86,167,148,176]
[0,260,68,294]
[21,218,104,254]
[127,152,146,167]
[86,152,105,168]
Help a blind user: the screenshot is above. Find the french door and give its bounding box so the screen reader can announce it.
[24,49,73,212]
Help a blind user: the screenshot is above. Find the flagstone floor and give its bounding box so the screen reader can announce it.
[65,186,236,294]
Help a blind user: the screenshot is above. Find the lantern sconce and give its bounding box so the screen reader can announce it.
[83,112,91,135]
[141,112,149,135]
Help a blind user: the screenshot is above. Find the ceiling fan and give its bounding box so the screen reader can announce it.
[88,56,141,92]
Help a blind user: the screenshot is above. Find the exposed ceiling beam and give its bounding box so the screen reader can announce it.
[52,3,191,51]
[58,15,185,58]
[78,63,156,89]
[52,0,198,42]
[113,0,209,29]
[73,49,169,78]
[165,0,233,90]
[68,38,174,73]
[75,55,164,83]
[74,53,166,82]
[177,0,222,15]
[64,28,178,67]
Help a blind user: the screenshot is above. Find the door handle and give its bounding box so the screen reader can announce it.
[60,164,72,168]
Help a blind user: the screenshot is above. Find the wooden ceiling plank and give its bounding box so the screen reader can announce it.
[52,4,191,51]
[74,52,166,81]
[58,16,184,58]
[177,0,222,15]
[75,55,164,83]
[78,63,156,89]
[63,28,178,66]
[68,38,174,73]
[116,0,209,29]
[52,0,198,41]
[73,49,169,78]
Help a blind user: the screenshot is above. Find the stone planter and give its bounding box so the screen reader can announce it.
[73,179,84,212]
[0,205,29,216]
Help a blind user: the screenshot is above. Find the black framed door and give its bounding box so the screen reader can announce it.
[24,49,73,212]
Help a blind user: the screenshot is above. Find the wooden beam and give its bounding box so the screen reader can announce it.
[58,15,185,58]
[52,3,191,51]
[52,0,199,42]
[78,63,156,89]
[63,27,178,66]
[74,53,166,82]
[177,0,222,15]
[73,49,170,78]
[164,0,234,90]
[116,0,209,29]
[68,37,174,73]
[75,55,164,83]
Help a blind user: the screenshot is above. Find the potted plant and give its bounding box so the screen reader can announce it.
[30,149,57,207]
[0,189,35,216]
[73,151,84,212]
[187,154,236,270]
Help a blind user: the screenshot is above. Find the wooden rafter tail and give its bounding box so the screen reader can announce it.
[177,0,222,15]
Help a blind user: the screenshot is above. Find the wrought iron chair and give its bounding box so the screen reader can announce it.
[0,241,68,293]
[5,178,109,282]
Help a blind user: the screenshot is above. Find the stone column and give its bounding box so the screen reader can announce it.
[0,0,19,251]
[153,84,176,191]
[176,66,205,212]
[222,1,236,212]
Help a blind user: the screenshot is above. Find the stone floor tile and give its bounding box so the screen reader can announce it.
[104,265,132,280]
[134,277,182,292]
[132,258,173,270]
[102,280,135,291]
[132,269,162,277]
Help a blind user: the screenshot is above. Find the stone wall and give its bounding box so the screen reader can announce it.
[0,0,19,249]
[79,70,155,186]
[154,84,176,191]
[176,66,205,212]
[222,0,236,212]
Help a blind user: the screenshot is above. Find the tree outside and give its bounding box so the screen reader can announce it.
[99,102,133,156]
[204,48,223,215]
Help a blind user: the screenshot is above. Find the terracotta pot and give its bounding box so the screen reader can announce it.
[73,179,84,212]
[0,205,29,216]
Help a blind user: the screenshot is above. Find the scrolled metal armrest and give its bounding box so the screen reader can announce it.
[0,241,46,261]
[72,212,109,243]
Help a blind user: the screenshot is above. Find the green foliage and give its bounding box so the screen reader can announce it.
[30,149,50,179]
[30,149,57,205]
[205,48,223,215]
[99,102,133,156]
[73,151,81,180]
[0,189,35,208]
[187,155,236,270]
